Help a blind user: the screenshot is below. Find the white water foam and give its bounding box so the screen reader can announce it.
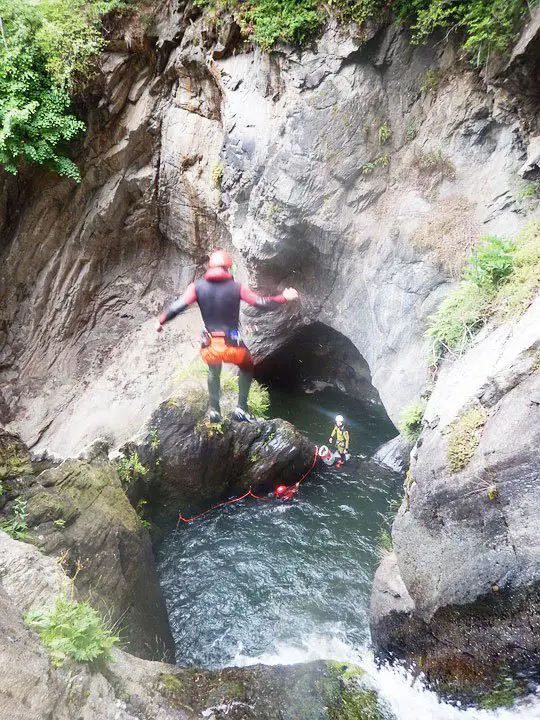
[230,636,540,720]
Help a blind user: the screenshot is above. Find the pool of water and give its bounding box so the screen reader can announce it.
[156,387,401,668]
[154,387,540,718]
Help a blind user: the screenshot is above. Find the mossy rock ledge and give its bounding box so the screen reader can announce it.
[0,431,174,661]
[121,395,315,519]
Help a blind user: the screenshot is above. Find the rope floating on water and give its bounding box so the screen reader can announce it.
[177,446,319,524]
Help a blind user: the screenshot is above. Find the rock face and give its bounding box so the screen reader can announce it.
[1,437,175,661]
[2,9,539,457]
[370,298,540,690]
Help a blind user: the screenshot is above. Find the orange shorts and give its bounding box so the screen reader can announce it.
[200,336,254,372]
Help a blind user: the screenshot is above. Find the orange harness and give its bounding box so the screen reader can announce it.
[200,335,253,371]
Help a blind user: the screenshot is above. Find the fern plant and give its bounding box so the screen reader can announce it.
[26,597,118,667]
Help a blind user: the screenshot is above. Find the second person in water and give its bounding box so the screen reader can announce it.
[157,250,299,422]
[329,414,350,467]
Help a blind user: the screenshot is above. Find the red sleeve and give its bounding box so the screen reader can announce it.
[240,284,286,306]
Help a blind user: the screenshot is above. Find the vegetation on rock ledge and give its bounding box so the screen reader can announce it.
[26,596,118,667]
[447,406,486,473]
[427,222,540,363]
[195,0,535,60]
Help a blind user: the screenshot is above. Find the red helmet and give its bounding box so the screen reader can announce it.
[208,250,233,269]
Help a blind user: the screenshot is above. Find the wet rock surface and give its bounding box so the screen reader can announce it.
[1,436,174,661]
[124,393,315,517]
[370,299,540,690]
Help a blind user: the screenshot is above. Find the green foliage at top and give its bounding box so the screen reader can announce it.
[395,0,530,64]
[194,0,320,49]
[399,399,427,442]
[465,235,516,290]
[0,0,132,179]
[194,0,532,60]
[25,596,118,667]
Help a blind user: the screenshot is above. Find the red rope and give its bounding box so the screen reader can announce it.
[178,446,319,524]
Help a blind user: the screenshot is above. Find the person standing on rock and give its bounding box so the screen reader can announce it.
[156,250,299,422]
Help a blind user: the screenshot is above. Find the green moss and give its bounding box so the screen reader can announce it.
[447,407,486,473]
[478,678,521,710]
[399,399,427,443]
[326,662,386,719]
[161,674,185,694]
[377,528,393,556]
[333,688,382,720]
[211,162,224,187]
[0,439,33,480]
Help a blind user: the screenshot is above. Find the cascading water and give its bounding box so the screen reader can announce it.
[155,387,540,719]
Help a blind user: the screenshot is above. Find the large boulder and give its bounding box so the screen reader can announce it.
[1,439,174,661]
[122,382,315,518]
[370,299,540,693]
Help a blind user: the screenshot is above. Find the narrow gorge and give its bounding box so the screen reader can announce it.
[1,1,540,718]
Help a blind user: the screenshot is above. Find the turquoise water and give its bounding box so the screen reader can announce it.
[156,387,403,668]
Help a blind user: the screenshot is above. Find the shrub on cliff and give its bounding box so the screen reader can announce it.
[26,597,118,667]
[427,226,540,361]
[395,0,529,64]
[195,0,531,60]
[0,0,132,180]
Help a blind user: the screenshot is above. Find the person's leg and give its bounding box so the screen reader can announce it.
[207,363,222,419]
[224,346,254,420]
[237,367,253,411]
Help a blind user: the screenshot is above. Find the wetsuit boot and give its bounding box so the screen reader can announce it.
[232,369,253,421]
[207,363,222,422]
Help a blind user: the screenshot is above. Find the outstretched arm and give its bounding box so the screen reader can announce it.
[240,285,298,310]
[156,284,197,331]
